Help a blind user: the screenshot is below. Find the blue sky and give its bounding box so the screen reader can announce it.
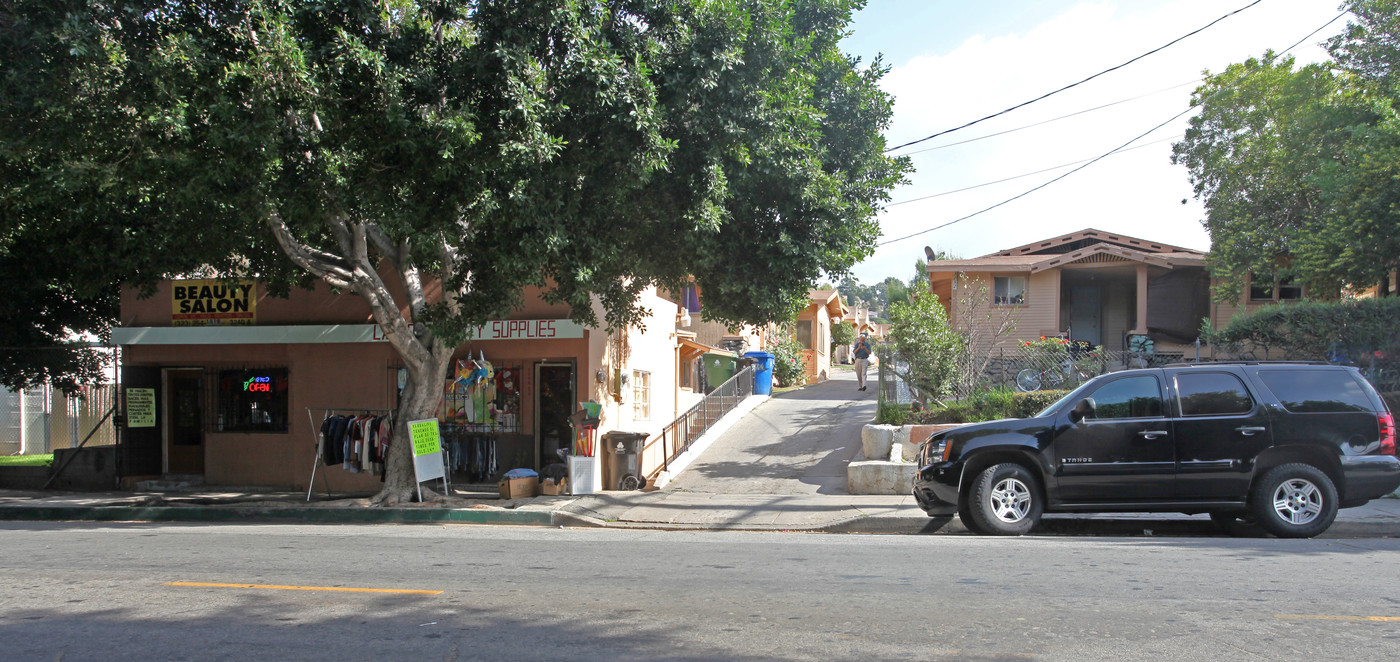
[839,0,1351,285]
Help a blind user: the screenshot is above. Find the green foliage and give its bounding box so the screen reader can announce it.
[1172,2,1400,300]
[0,454,53,467]
[830,316,855,351]
[769,323,808,388]
[0,0,911,387]
[1202,297,1400,365]
[877,401,909,426]
[885,292,962,401]
[919,388,1071,424]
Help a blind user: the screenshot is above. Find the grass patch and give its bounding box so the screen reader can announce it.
[0,454,53,467]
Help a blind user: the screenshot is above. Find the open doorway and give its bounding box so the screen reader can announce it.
[535,363,575,470]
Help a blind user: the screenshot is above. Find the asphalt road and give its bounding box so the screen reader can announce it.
[3,521,1398,661]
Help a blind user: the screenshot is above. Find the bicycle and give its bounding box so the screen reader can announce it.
[1015,357,1091,392]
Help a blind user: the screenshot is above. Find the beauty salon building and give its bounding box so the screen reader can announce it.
[112,278,692,493]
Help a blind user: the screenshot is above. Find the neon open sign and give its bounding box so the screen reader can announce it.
[243,376,272,392]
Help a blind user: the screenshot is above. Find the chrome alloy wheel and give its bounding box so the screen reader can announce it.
[1272,478,1323,525]
[989,477,1033,523]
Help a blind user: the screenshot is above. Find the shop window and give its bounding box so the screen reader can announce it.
[796,320,814,350]
[994,276,1026,305]
[216,368,289,433]
[633,370,650,420]
[444,358,522,432]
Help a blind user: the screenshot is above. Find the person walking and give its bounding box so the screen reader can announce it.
[852,332,873,391]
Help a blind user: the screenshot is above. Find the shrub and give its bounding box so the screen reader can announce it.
[886,292,962,401]
[769,323,807,387]
[877,401,910,426]
[917,388,1072,423]
[1204,297,1400,366]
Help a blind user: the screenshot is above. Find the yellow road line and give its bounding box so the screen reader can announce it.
[166,582,441,595]
[1275,614,1400,622]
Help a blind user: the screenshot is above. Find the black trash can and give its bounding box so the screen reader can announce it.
[602,431,649,491]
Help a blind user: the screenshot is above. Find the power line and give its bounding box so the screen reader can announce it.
[887,136,1177,207]
[883,0,1263,153]
[876,10,1351,248]
[891,80,1200,157]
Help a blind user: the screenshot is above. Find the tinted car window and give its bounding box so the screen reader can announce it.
[1086,376,1163,419]
[1177,372,1253,416]
[1257,370,1373,413]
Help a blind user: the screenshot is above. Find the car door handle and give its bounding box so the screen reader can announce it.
[1235,426,1267,436]
[1137,430,1169,439]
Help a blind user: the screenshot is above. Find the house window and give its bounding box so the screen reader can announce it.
[216,368,289,432]
[795,319,814,349]
[994,276,1026,305]
[632,370,650,420]
[1249,273,1303,302]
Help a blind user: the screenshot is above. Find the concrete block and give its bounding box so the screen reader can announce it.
[847,459,917,495]
[861,424,898,461]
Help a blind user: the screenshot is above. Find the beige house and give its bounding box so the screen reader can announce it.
[925,228,1264,361]
[796,289,848,382]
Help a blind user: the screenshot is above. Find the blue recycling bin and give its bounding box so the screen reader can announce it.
[744,351,776,395]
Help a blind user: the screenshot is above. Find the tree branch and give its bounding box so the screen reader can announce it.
[265,211,355,288]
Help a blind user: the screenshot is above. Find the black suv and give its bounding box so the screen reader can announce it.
[914,363,1399,537]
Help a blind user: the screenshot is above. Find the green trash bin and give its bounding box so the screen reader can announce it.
[701,352,737,393]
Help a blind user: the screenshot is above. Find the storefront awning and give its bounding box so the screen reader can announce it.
[112,319,587,345]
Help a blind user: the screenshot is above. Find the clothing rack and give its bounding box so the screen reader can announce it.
[305,406,395,502]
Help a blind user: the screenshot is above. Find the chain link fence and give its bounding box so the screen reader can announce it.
[1,384,116,455]
[878,342,1400,410]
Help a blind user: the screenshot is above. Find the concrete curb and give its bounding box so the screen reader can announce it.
[0,505,555,526]
[2,504,1393,538]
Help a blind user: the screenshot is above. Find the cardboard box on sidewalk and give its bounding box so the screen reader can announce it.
[498,476,538,499]
[540,478,568,496]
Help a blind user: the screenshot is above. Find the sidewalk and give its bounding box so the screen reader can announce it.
[1,486,1397,537]
[5,369,1398,537]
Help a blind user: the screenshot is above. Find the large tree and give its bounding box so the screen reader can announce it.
[1172,1,1400,299]
[0,0,907,502]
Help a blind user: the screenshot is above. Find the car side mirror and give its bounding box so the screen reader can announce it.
[1070,397,1096,424]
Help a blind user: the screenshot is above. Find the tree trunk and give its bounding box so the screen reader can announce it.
[372,346,453,505]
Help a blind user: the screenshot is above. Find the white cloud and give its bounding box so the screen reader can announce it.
[850,0,1347,283]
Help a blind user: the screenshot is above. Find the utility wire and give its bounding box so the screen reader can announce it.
[876,10,1351,248]
[883,0,1263,153]
[887,136,1177,207]
[892,80,1200,157]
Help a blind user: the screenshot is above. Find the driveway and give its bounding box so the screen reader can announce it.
[665,366,876,495]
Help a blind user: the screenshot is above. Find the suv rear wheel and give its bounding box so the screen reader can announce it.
[966,463,1043,535]
[1250,463,1338,538]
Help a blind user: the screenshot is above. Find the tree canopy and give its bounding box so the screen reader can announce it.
[1172,0,1400,300]
[1,0,907,499]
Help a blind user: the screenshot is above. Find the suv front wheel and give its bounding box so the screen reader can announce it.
[966,463,1043,535]
[1250,463,1338,538]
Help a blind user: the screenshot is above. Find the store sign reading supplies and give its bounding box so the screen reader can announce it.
[468,319,585,341]
[408,419,446,483]
[172,279,256,326]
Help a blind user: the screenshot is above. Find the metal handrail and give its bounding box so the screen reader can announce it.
[642,365,754,482]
